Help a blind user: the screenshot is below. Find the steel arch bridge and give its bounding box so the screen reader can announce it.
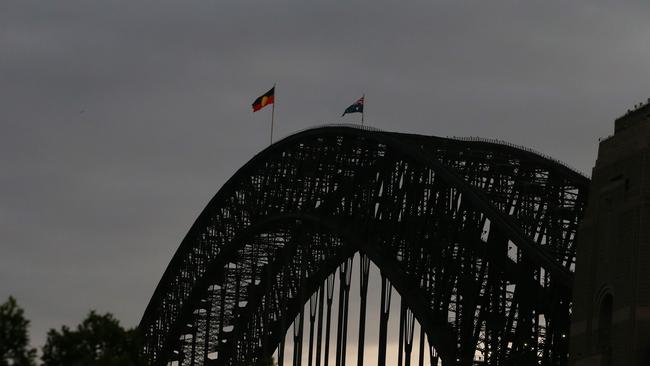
[140,125,589,366]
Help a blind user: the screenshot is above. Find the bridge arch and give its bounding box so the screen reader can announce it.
[140,125,589,365]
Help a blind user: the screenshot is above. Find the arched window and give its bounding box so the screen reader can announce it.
[597,293,613,349]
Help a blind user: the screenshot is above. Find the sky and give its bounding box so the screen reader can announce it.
[2,0,650,354]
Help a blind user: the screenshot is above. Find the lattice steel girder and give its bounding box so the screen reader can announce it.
[140,126,589,366]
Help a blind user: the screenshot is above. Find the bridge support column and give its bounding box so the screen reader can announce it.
[335,258,353,366]
[308,292,318,366]
[293,309,304,366]
[357,254,370,366]
[377,274,392,366]
[315,283,325,366]
[418,327,425,366]
[323,275,335,366]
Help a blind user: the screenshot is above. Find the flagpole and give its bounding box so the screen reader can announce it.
[270,83,276,145]
[270,102,275,145]
[361,93,365,126]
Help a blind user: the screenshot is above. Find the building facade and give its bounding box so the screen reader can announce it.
[570,102,650,365]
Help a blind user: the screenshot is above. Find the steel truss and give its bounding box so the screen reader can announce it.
[140,126,589,366]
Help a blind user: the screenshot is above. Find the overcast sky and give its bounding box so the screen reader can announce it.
[2,0,650,352]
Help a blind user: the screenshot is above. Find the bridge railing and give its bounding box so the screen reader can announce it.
[287,123,384,135]
[448,136,589,179]
[279,123,589,179]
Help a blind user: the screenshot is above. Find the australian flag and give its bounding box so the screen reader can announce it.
[341,96,364,117]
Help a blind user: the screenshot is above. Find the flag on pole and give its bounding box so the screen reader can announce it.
[341,96,364,117]
[252,87,275,112]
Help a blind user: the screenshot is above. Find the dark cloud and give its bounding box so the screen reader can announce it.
[2,0,650,350]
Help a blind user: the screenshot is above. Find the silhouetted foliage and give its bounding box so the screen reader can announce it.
[41,311,143,366]
[0,296,37,366]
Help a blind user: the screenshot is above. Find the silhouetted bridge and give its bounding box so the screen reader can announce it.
[140,125,589,366]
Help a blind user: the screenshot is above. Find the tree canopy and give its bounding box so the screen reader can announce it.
[41,311,143,366]
[0,296,37,366]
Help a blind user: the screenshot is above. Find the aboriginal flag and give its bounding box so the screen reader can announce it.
[252,87,275,112]
[341,96,364,116]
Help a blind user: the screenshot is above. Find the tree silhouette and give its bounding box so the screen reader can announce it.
[2,300,273,366]
[0,296,37,366]
[41,311,143,366]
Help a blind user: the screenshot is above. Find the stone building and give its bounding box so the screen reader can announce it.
[570,101,650,365]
